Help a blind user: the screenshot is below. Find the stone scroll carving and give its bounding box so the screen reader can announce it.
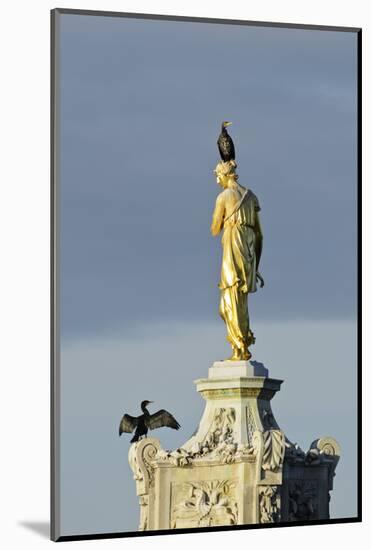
[128,438,162,531]
[128,438,160,493]
[171,480,238,528]
[259,485,280,523]
[308,437,340,493]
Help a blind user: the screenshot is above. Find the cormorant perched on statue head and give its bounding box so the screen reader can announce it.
[217,121,235,162]
[119,400,181,443]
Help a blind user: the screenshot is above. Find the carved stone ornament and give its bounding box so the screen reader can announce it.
[246,403,256,445]
[198,407,236,454]
[171,480,238,528]
[156,407,254,466]
[128,438,161,494]
[262,430,285,472]
[259,485,280,523]
[138,495,149,531]
[284,436,306,464]
[288,481,318,521]
[284,435,340,492]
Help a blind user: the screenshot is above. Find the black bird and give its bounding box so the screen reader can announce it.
[217,121,235,162]
[119,400,181,443]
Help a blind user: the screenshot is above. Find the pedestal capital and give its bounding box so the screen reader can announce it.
[210,359,269,378]
[195,374,283,401]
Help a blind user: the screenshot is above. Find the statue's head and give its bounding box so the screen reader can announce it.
[214,160,238,188]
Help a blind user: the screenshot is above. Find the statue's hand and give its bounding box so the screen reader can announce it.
[256,271,265,288]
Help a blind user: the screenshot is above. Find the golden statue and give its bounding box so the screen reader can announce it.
[211,158,264,361]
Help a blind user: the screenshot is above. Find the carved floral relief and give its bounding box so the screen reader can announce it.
[171,480,238,528]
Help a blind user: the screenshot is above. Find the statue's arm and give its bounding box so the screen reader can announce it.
[210,194,225,236]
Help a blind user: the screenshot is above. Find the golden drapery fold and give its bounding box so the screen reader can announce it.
[212,187,262,359]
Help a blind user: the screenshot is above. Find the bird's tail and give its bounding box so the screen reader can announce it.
[130,433,139,443]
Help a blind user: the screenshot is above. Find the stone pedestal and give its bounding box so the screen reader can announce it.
[128,361,340,530]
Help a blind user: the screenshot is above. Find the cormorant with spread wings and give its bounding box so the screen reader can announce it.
[119,400,180,443]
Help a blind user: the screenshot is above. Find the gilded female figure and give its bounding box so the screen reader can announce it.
[211,160,264,360]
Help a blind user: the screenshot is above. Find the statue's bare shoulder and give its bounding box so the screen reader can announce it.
[219,186,241,206]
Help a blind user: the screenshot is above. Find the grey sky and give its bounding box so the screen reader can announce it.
[59,14,357,340]
[57,13,358,537]
[60,320,357,535]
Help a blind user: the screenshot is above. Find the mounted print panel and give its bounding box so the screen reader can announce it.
[51,8,361,542]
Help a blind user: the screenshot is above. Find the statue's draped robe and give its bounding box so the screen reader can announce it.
[211,187,262,355]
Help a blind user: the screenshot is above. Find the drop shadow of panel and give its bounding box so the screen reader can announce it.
[19,521,50,539]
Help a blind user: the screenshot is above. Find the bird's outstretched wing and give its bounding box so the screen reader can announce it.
[119,414,138,436]
[147,409,180,431]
